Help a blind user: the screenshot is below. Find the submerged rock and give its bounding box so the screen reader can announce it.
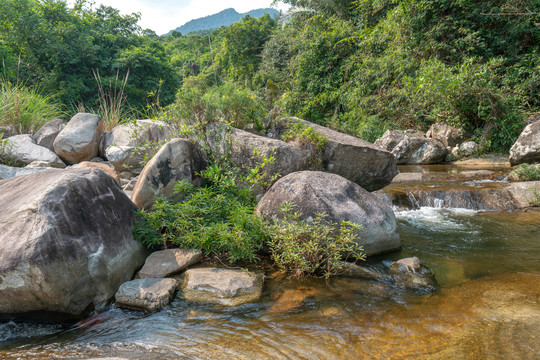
[138,249,202,278]
[53,113,104,165]
[115,278,178,312]
[256,171,401,256]
[183,268,263,306]
[0,168,147,320]
[389,257,438,290]
[131,138,206,210]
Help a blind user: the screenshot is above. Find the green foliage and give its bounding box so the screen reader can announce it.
[0,80,63,134]
[0,0,177,112]
[510,163,540,182]
[132,165,269,262]
[0,137,24,166]
[268,202,365,279]
[281,121,327,150]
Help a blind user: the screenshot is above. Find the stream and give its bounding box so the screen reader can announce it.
[1,163,539,359]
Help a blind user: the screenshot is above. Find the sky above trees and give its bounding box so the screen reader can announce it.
[67,0,289,35]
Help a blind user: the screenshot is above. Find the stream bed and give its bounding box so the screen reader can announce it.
[1,164,539,359]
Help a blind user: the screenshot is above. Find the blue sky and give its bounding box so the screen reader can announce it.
[69,0,289,35]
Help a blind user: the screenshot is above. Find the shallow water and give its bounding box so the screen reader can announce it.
[1,166,539,360]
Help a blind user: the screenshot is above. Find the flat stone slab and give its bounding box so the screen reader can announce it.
[115,278,178,312]
[183,268,263,306]
[139,249,202,278]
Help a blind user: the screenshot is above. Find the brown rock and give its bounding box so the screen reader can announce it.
[139,249,202,278]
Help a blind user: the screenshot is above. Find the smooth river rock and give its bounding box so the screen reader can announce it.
[0,164,59,180]
[0,168,147,320]
[32,118,66,151]
[5,134,65,167]
[53,113,104,164]
[183,268,263,306]
[509,119,540,165]
[131,138,206,210]
[138,249,202,278]
[426,122,464,148]
[256,171,401,256]
[115,278,178,312]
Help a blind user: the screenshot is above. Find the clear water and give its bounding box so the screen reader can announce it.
[1,165,539,360]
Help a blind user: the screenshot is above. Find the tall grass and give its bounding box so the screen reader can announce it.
[93,69,131,130]
[0,80,63,135]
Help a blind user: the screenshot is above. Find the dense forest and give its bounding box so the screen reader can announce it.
[1,0,539,151]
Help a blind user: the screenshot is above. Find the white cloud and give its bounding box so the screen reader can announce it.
[69,0,289,35]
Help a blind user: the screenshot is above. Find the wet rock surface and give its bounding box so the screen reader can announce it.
[115,278,178,312]
[183,268,263,306]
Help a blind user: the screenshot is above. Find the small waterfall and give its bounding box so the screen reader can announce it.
[383,187,518,211]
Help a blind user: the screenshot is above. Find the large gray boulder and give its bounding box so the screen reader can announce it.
[131,138,206,210]
[256,171,401,256]
[0,168,147,319]
[278,118,398,191]
[115,278,178,312]
[375,130,448,164]
[183,268,263,306]
[206,123,312,189]
[53,113,104,164]
[32,118,66,151]
[509,120,540,165]
[5,134,65,167]
[426,122,464,148]
[101,120,172,172]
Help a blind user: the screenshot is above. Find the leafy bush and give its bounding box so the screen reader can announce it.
[509,163,540,182]
[0,81,62,134]
[268,202,365,279]
[132,165,269,262]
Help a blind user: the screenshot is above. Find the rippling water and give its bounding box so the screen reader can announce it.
[2,167,540,360]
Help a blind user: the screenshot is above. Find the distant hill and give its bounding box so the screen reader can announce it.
[168,8,279,36]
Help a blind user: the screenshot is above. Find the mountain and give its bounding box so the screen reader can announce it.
[169,8,279,35]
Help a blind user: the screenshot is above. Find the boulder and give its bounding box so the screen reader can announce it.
[0,124,17,138]
[138,249,202,278]
[206,123,312,189]
[452,141,480,158]
[183,268,263,306]
[375,130,448,164]
[32,118,66,151]
[278,118,398,191]
[115,278,178,312]
[0,168,147,320]
[5,134,65,167]
[0,164,59,180]
[426,122,464,148]
[101,120,172,172]
[73,161,121,185]
[53,113,104,165]
[104,145,145,173]
[509,120,540,165]
[131,138,206,210]
[256,171,401,256]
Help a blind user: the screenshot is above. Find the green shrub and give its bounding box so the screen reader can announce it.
[132,165,269,262]
[268,202,365,279]
[281,121,327,167]
[509,163,540,182]
[0,81,63,134]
